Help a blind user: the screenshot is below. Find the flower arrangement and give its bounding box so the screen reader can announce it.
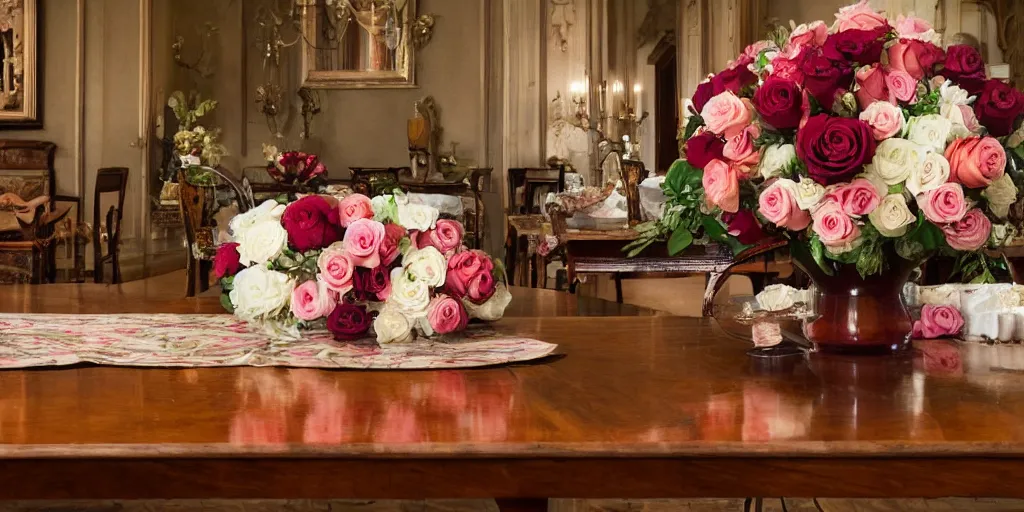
[168,90,227,168]
[635,1,1024,283]
[262,144,328,187]
[214,191,511,343]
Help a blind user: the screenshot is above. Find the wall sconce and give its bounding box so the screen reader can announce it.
[569,80,588,125]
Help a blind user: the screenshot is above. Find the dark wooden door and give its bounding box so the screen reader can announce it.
[654,50,678,175]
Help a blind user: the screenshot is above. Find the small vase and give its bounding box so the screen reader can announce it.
[791,243,922,355]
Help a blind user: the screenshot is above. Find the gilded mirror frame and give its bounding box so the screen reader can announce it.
[299,0,417,89]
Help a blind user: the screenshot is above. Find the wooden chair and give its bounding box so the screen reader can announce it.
[504,166,566,288]
[92,168,129,284]
[0,140,78,284]
[506,166,565,215]
[178,166,252,297]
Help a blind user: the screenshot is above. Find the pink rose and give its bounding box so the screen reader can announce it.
[427,295,469,334]
[289,279,337,322]
[702,159,741,213]
[913,304,964,339]
[723,124,761,174]
[918,183,968,224]
[826,178,881,217]
[941,208,992,251]
[337,194,374,228]
[758,181,811,231]
[445,250,494,298]
[855,64,894,109]
[700,91,752,138]
[466,270,497,304]
[894,15,934,41]
[834,0,888,33]
[415,219,464,256]
[316,248,355,294]
[771,45,806,83]
[945,136,1006,189]
[379,223,406,266]
[888,39,944,80]
[859,101,905,140]
[885,69,918,103]
[788,21,827,47]
[811,199,860,249]
[342,218,386,268]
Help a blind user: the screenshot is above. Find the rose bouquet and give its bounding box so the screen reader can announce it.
[214,191,511,343]
[264,146,328,188]
[636,1,1024,352]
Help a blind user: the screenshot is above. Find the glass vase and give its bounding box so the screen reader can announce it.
[791,242,922,355]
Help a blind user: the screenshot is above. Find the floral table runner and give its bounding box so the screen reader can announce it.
[0,314,557,370]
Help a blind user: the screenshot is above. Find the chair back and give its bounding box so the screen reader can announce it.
[507,166,565,215]
[92,167,128,284]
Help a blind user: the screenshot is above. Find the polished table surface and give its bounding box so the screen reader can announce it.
[2,284,1024,501]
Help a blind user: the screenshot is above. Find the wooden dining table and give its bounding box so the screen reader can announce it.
[2,284,1024,510]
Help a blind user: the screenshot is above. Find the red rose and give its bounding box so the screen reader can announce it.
[281,195,342,252]
[942,45,986,82]
[956,77,986,96]
[799,48,853,111]
[466,271,498,304]
[822,27,887,65]
[888,39,943,80]
[796,115,877,185]
[213,242,241,279]
[352,266,391,302]
[974,79,1024,137]
[684,131,726,169]
[711,65,757,96]
[753,76,803,130]
[326,304,372,341]
[722,210,765,245]
[692,81,718,113]
[854,63,893,109]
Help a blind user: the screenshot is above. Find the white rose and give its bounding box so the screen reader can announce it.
[371,194,397,223]
[463,282,513,321]
[868,194,915,237]
[758,144,797,180]
[755,284,799,312]
[388,268,431,318]
[373,306,414,344]
[403,246,447,288]
[939,80,972,108]
[788,178,824,211]
[905,152,951,196]
[229,266,294,322]
[236,220,288,267]
[859,101,906,140]
[230,199,286,239]
[990,223,1014,246]
[907,114,952,153]
[984,173,1018,219]
[397,203,439,231]
[872,138,927,185]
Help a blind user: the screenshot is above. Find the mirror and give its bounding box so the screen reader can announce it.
[300,0,417,89]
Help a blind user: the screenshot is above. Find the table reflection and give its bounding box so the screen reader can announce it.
[228,369,518,445]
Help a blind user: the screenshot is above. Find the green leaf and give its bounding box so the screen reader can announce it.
[667,227,694,256]
[663,159,703,198]
[888,183,905,195]
[220,275,234,292]
[219,293,235,313]
[701,215,728,241]
[856,240,884,278]
[810,235,834,276]
[682,114,704,141]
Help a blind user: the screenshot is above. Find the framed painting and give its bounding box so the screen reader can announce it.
[0,0,38,129]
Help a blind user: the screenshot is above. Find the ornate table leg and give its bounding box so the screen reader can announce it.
[496,498,548,511]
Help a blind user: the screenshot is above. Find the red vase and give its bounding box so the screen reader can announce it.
[791,243,922,355]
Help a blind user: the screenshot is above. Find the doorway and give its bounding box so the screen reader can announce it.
[651,38,678,175]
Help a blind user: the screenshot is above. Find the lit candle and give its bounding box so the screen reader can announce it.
[633,83,642,111]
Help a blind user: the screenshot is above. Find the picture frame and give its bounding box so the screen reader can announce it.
[0,0,40,129]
